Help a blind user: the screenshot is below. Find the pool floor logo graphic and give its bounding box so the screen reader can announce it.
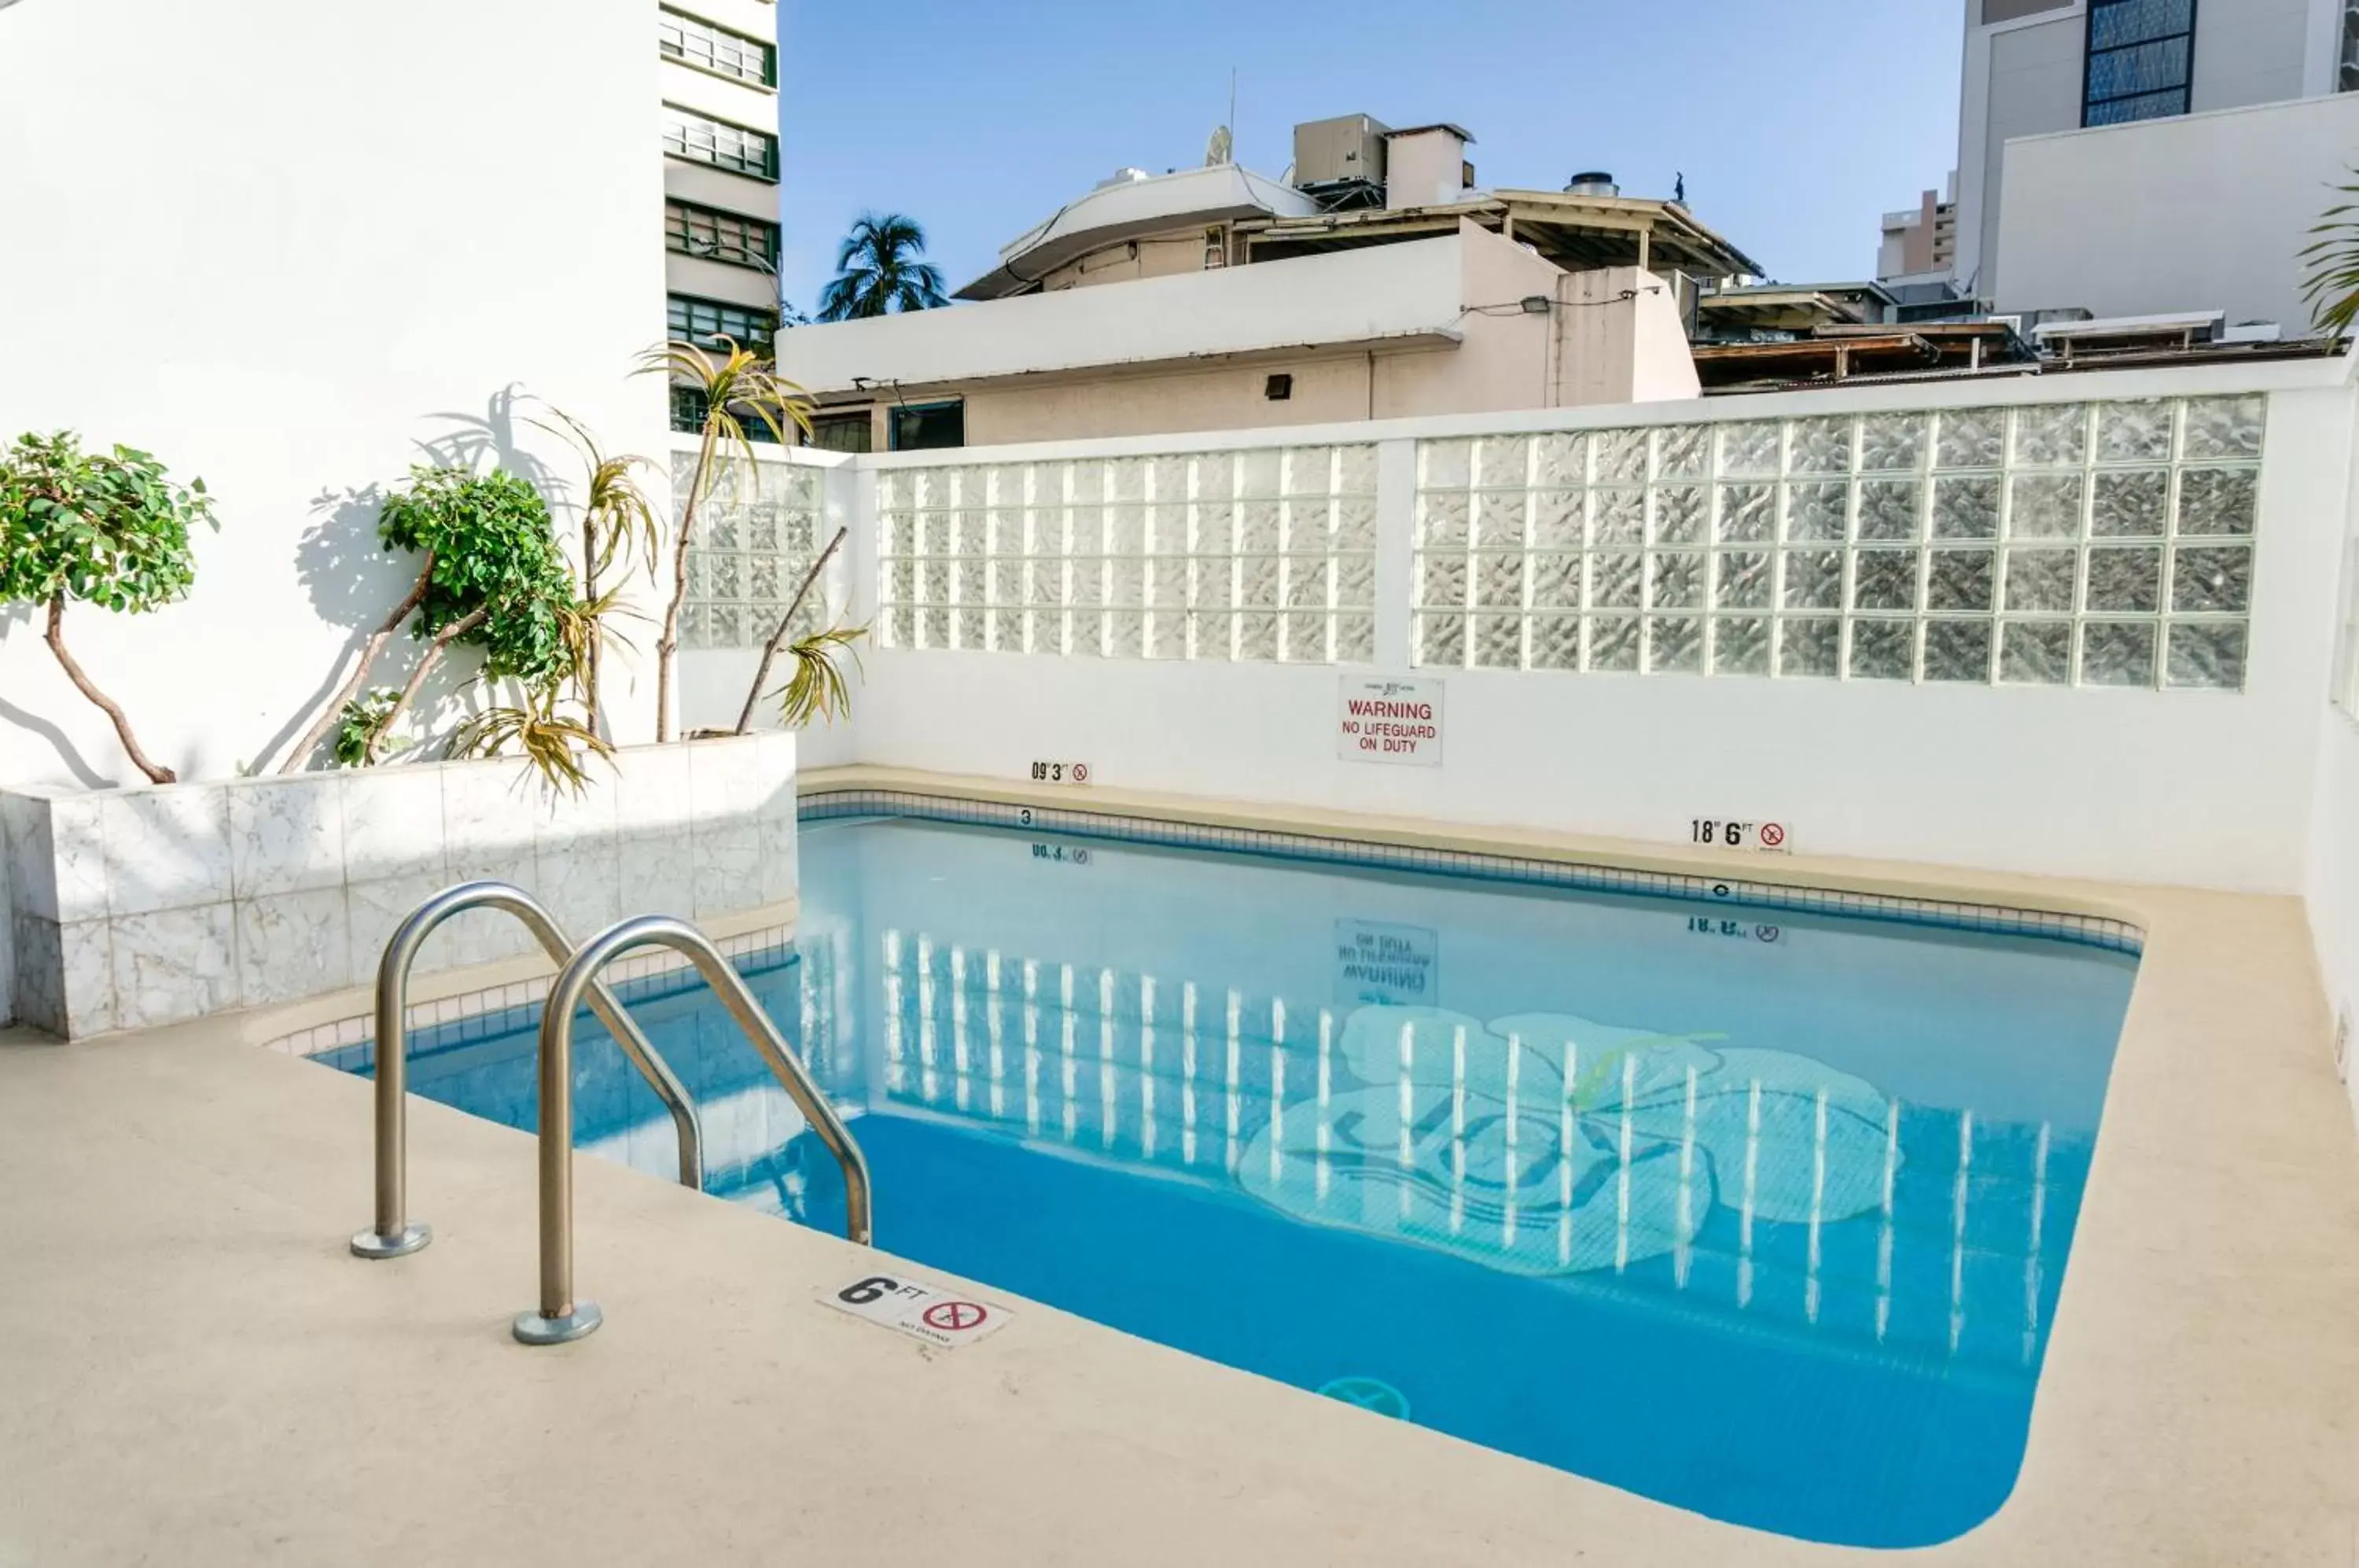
[1235,1005,1893,1279]
[1319,1375,1411,1421]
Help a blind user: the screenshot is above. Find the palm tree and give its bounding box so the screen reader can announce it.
[817,213,948,321]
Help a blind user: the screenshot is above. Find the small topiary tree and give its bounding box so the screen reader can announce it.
[282,466,588,771]
[0,431,215,785]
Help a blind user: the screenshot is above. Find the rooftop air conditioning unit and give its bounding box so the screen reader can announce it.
[1294,114,1390,191]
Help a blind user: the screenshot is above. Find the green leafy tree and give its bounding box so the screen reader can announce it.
[0,431,215,784]
[816,213,948,321]
[283,466,580,769]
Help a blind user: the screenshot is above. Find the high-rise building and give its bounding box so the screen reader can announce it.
[1952,0,2357,304]
[1876,179,1957,287]
[658,0,782,430]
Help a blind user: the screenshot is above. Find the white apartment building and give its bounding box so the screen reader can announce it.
[659,0,783,429]
[1954,0,2359,324]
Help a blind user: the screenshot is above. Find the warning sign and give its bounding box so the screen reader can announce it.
[823,1273,1012,1349]
[1335,920,1439,1007]
[1337,676,1444,767]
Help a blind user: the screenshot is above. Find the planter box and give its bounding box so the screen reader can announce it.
[1,732,797,1040]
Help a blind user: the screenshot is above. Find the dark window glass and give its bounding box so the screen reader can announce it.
[808,411,874,453]
[668,293,778,354]
[2088,0,2192,50]
[889,401,966,452]
[664,200,779,270]
[2087,36,2190,97]
[661,105,777,180]
[2083,0,2194,126]
[657,9,775,86]
[668,385,780,441]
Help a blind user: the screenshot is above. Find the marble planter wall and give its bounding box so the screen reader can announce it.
[0,732,797,1040]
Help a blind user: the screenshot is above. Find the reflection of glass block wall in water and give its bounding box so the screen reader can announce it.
[675,453,832,651]
[872,925,2087,1375]
[1412,396,2263,690]
[874,445,1380,663]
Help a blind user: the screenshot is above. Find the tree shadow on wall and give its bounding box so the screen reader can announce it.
[252,386,565,772]
[0,602,114,787]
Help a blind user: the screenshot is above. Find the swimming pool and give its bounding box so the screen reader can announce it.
[322,807,2137,1548]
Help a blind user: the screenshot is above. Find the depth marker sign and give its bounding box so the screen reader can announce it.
[1338,676,1444,767]
[823,1273,1012,1349]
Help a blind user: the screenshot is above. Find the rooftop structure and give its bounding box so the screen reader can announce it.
[782,113,1759,448]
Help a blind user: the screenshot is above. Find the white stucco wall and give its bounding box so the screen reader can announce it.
[780,238,1471,394]
[0,0,668,792]
[815,358,2352,896]
[1995,93,2359,328]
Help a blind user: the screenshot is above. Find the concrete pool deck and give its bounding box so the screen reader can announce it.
[3,769,2357,1566]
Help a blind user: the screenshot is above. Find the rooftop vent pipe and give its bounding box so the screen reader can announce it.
[1566,171,1618,197]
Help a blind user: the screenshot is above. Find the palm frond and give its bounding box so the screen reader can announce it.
[553,583,646,682]
[2299,171,2359,337]
[527,403,664,580]
[769,624,867,728]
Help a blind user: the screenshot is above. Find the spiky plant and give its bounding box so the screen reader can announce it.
[632,337,811,742]
[447,688,616,796]
[530,405,660,737]
[771,625,868,729]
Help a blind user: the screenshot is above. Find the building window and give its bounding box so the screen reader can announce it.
[2082,0,2195,126]
[668,293,778,354]
[658,7,775,87]
[670,385,781,441]
[807,410,874,453]
[665,201,778,271]
[662,105,778,181]
[890,401,966,452]
[2342,0,2359,91]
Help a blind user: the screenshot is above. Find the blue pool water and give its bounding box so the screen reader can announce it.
[325,812,2136,1548]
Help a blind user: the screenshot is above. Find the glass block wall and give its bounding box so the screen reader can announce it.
[875,445,1378,661]
[1412,396,2262,689]
[675,455,831,650]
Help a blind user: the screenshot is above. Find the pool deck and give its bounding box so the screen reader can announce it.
[4,767,2358,1566]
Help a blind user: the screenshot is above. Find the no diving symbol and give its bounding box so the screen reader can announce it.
[1070,763,1091,784]
[1758,822,1786,848]
[922,1300,988,1333]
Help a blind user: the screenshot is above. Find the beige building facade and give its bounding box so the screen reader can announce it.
[780,223,1700,450]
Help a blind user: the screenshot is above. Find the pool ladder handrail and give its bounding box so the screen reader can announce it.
[350,882,707,1261]
[514,913,874,1345]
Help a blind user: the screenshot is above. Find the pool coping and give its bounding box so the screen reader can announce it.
[2,768,2353,1566]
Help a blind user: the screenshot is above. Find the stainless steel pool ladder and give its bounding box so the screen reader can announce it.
[349,882,874,1349]
[512,915,873,1346]
[350,882,706,1261]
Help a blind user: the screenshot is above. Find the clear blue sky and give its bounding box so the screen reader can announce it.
[772,1,1964,313]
